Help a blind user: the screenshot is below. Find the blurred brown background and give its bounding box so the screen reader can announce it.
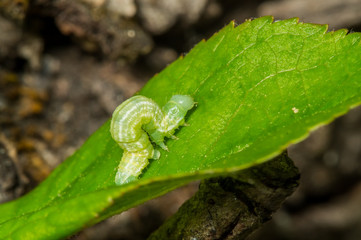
[1,0,361,239]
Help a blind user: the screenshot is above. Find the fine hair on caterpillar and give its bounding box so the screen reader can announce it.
[110,95,195,185]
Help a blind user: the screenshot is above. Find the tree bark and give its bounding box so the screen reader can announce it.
[149,152,299,240]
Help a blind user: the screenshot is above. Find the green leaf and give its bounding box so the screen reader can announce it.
[1,16,361,239]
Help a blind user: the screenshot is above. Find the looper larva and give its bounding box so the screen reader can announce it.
[110,95,195,185]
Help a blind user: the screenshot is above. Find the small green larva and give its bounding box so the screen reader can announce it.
[110,95,195,185]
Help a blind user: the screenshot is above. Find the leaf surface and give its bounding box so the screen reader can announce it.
[1,16,361,239]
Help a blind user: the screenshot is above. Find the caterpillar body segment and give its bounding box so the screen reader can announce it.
[110,96,164,143]
[110,95,195,185]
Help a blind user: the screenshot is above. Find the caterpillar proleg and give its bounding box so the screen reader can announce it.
[110,95,195,185]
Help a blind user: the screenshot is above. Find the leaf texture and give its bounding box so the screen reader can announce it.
[1,16,361,239]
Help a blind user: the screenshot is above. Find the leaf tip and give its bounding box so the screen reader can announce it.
[263,15,275,23]
[346,32,361,45]
[299,20,329,34]
[248,15,274,25]
[327,28,348,38]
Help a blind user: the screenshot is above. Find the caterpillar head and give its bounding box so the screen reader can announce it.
[160,95,195,134]
[169,95,195,111]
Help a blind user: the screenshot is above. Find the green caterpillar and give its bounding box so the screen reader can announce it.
[110,95,195,185]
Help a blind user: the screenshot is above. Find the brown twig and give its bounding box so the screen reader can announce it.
[149,152,299,240]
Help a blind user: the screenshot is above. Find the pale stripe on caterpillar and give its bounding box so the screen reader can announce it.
[110,95,195,185]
